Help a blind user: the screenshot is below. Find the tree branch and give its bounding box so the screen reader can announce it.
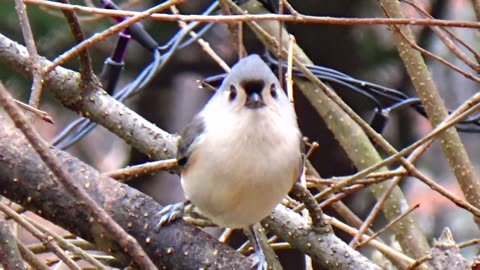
[0,114,251,269]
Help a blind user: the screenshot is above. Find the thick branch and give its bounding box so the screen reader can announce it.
[0,33,177,161]
[0,115,250,269]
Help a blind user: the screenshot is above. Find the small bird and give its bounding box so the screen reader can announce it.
[156,54,303,269]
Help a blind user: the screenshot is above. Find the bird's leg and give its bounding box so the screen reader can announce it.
[247,225,268,270]
[154,200,190,231]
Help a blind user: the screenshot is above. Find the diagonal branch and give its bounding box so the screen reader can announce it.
[380,0,480,225]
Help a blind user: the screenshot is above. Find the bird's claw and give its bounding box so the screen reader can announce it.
[154,201,187,231]
[251,251,268,270]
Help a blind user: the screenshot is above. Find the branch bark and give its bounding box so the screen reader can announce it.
[0,115,250,269]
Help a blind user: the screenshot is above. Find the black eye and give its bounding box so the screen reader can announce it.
[228,85,237,101]
[270,84,278,98]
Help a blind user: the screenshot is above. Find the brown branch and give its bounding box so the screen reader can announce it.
[349,135,429,249]
[23,0,480,29]
[396,27,480,83]
[266,206,382,269]
[12,100,54,124]
[103,159,178,181]
[56,0,94,82]
[24,216,108,269]
[0,82,157,269]
[13,0,44,117]
[327,215,424,270]
[0,114,252,269]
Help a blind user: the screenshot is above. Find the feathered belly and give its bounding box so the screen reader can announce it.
[181,140,300,228]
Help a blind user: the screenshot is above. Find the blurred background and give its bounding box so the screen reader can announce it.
[1,0,480,268]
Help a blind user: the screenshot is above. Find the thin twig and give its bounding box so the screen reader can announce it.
[286,34,295,105]
[349,137,428,248]
[23,0,480,29]
[356,204,420,248]
[311,93,480,215]
[0,202,80,270]
[218,228,234,243]
[17,242,50,270]
[13,100,54,124]
[57,0,94,82]
[103,158,177,181]
[24,216,109,269]
[325,215,422,269]
[396,26,480,83]
[58,0,94,83]
[304,141,318,160]
[277,0,284,83]
[14,0,44,119]
[44,0,181,74]
[403,0,480,72]
[170,5,230,72]
[281,0,299,16]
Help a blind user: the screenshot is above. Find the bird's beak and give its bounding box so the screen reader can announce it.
[245,92,265,109]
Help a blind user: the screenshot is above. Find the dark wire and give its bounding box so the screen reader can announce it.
[52,2,219,149]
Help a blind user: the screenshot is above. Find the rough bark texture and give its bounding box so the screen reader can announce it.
[0,115,250,270]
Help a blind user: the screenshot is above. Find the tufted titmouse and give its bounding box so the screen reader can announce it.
[156,54,303,269]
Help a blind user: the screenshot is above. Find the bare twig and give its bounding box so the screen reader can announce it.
[23,0,480,29]
[326,215,424,270]
[170,5,230,72]
[396,27,480,83]
[286,34,295,105]
[24,216,109,270]
[44,0,182,74]
[0,202,80,270]
[13,100,54,124]
[349,136,429,248]
[404,0,480,72]
[56,0,94,82]
[356,204,420,248]
[103,158,177,180]
[14,0,44,118]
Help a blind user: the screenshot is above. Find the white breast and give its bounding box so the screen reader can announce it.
[181,107,301,228]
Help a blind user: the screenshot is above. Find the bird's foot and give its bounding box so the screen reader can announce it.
[248,225,269,270]
[154,201,189,231]
[250,249,268,270]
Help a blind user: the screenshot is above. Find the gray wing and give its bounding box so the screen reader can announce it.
[177,115,205,167]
